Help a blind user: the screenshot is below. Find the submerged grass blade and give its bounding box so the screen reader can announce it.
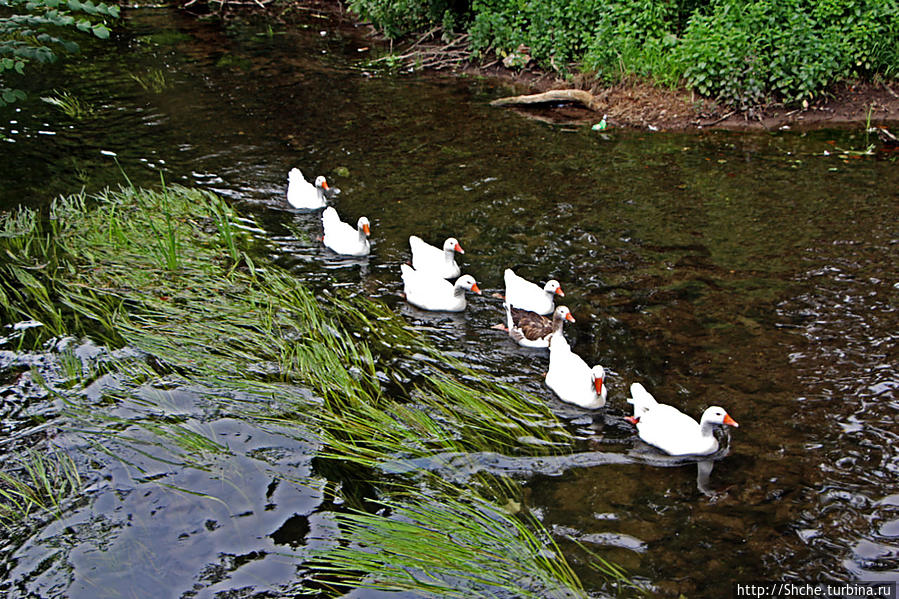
[0,448,82,528]
[40,90,94,119]
[307,483,589,599]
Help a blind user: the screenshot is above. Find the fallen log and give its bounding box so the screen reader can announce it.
[490,89,600,112]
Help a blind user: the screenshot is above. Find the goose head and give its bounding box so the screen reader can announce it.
[357,216,371,236]
[455,274,481,295]
[701,406,739,428]
[548,305,575,336]
[554,305,575,323]
[314,175,330,190]
[544,279,565,297]
[444,237,464,254]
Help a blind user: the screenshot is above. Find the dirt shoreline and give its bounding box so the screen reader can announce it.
[466,66,899,132]
[235,0,899,133]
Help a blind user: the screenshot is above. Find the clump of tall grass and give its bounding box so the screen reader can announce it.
[40,90,94,119]
[130,68,168,93]
[0,447,82,528]
[308,484,590,598]
[149,175,180,271]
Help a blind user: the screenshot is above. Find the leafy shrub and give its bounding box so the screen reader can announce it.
[678,0,899,106]
[469,0,605,70]
[348,0,467,39]
[812,0,899,77]
[582,0,685,85]
[676,2,772,106]
[0,0,120,106]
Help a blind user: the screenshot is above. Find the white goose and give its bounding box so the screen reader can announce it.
[409,236,464,279]
[321,207,370,257]
[286,168,331,210]
[400,264,480,312]
[545,335,607,409]
[503,268,564,315]
[504,304,574,348]
[626,382,739,456]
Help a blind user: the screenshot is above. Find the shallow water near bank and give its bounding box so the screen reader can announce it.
[1,5,898,597]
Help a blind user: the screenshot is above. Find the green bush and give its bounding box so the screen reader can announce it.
[469,0,605,70]
[582,0,685,85]
[0,0,120,106]
[812,0,899,78]
[348,0,465,39]
[678,0,899,106]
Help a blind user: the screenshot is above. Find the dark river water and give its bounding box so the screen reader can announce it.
[1,5,898,598]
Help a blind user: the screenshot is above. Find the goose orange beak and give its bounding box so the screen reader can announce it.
[625,416,639,425]
[565,313,576,323]
[556,287,565,297]
[362,223,370,235]
[471,283,481,294]
[321,180,329,189]
[594,377,604,394]
[723,414,739,427]
[454,243,465,254]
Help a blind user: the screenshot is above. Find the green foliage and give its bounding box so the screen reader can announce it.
[0,447,82,527]
[358,0,899,107]
[0,0,120,107]
[812,0,899,78]
[348,0,461,39]
[308,488,596,598]
[678,0,899,106]
[582,0,685,84]
[130,67,168,93]
[469,0,605,70]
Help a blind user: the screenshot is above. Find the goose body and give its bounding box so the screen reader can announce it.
[503,269,563,315]
[545,336,606,409]
[400,264,480,312]
[409,236,463,279]
[504,304,573,348]
[626,383,738,456]
[322,207,370,256]
[287,168,331,210]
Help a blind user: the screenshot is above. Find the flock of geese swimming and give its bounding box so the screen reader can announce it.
[286,168,739,457]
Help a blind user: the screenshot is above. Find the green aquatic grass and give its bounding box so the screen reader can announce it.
[40,90,94,119]
[149,175,180,271]
[309,485,591,598]
[0,447,82,529]
[130,68,169,93]
[0,184,630,596]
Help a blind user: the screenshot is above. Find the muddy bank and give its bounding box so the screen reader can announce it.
[473,70,899,133]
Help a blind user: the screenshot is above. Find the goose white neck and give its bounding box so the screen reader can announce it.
[699,420,719,439]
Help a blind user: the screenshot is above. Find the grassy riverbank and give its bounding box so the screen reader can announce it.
[0,184,633,596]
